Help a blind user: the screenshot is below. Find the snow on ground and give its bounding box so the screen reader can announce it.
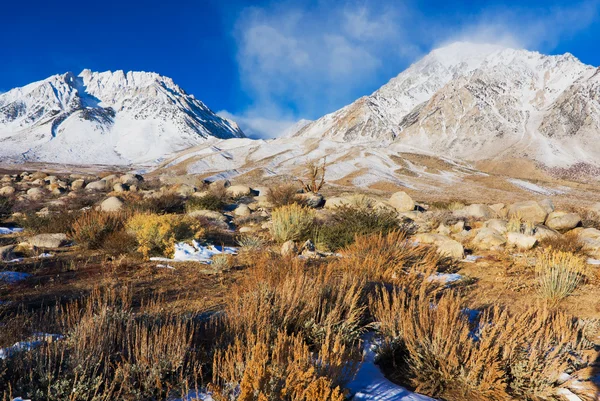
[0,227,23,235]
[427,272,463,283]
[0,271,31,283]
[0,334,63,360]
[150,241,237,263]
[507,179,564,195]
[173,391,214,401]
[348,334,435,401]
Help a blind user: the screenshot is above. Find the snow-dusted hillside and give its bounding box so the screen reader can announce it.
[0,70,245,165]
[293,42,600,168]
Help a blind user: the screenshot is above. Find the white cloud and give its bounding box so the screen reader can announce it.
[218,110,298,139]
[229,0,599,138]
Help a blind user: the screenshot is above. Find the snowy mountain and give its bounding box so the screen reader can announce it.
[0,70,245,165]
[293,42,600,168]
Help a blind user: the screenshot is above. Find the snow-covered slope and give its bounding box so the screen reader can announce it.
[293,42,600,168]
[0,70,244,165]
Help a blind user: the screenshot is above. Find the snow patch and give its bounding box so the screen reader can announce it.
[0,227,23,235]
[0,271,31,283]
[150,241,237,263]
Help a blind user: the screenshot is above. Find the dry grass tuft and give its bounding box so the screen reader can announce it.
[266,183,301,207]
[270,204,315,243]
[536,249,587,303]
[70,209,127,249]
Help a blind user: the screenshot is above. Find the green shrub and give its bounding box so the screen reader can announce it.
[185,192,224,212]
[270,204,315,243]
[126,213,205,257]
[316,205,408,251]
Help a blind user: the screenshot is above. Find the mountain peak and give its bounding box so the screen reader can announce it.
[0,70,245,165]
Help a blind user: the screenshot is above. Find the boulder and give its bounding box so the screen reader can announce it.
[483,219,508,234]
[187,210,228,223]
[100,197,124,212]
[489,203,507,218]
[26,187,45,200]
[506,232,537,250]
[0,186,15,196]
[413,233,464,259]
[0,245,16,261]
[120,174,143,186]
[209,179,231,190]
[324,196,351,209]
[534,224,561,240]
[86,180,108,191]
[298,193,325,208]
[508,201,548,224]
[71,179,85,190]
[174,184,196,197]
[577,228,600,258]
[226,185,254,198]
[457,204,497,220]
[281,240,298,257]
[545,211,581,232]
[30,171,48,180]
[100,174,119,185]
[27,233,68,248]
[239,226,254,234]
[539,199,555,214]
[472,227,506,250]
[1,175,12,183]
[389,191,415,213]
[113,183,127,193]
[234,204,252,217]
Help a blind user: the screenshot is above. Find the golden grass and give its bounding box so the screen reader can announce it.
[269,204,315,243]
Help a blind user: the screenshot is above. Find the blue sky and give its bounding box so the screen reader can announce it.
[2,0,599,138]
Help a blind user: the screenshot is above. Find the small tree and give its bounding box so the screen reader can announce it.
[298,158,326,194]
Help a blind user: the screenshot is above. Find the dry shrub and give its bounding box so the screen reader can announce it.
[127,192,186,214]
[127,213,205,258]
[266,183,301,207]
[0,195,13,220]
[336,231,455,285]
[0,288,206,400]
[15,210,81,234]
[69,209,127,249]
[539,232,583,254]
[185,190,226,212]
[221,257,366,346]
[315,205,409,251]
[212,330,352,401]
[270,204,315,243]
[536,249,587,303]
[100,229,139,256]
[370,288,593,401]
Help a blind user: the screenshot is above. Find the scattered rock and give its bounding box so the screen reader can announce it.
[27,233,68,248]
[489,203,507,218]
[226,185,254,198]
[100,174,120,185]
[0,186,15,196]
[577,228,600,257]
[0,245,16,261]
[534,224,561,240]
[209,179,231,190]
[234,204,252,217]
[239,226,254,233]
[187,210,228,223]
[281,240,298,257]
[120,174,143,186]
[324,196,351,209]
[508,201,548,224]
[472,227,506,250]
[26,187,45,200]
[100,197,124,212]
[457,204,497,220]
[86,180,108,191]
[113,183,127,193]
[71,179,85,190]
[545,211,581,232]
[388,191,415,213]
[539,198,555,214]
[483,219,508,234]
[413,233,464,259]
[506,232,537,250]
[174,184,196,197]
[298,192,325,208]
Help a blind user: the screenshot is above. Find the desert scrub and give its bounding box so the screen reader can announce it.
[236,234,266,250]
[370,288,593,401]
[315,204,408,251]
[536,249,587,303]
[185,191,225,212]
[69,209,126,249]
[127,213,205,257]
[15,210,81,234]
[127,192,186,214]
[0,195,13,219]
[266,183,301,207]
[270,203,315,243]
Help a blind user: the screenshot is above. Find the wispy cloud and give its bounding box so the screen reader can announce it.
[230,0,599,138]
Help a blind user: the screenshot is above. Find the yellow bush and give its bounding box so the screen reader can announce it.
[270,204,315,243]
[126,213,205,258]
[536,249,587,303]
